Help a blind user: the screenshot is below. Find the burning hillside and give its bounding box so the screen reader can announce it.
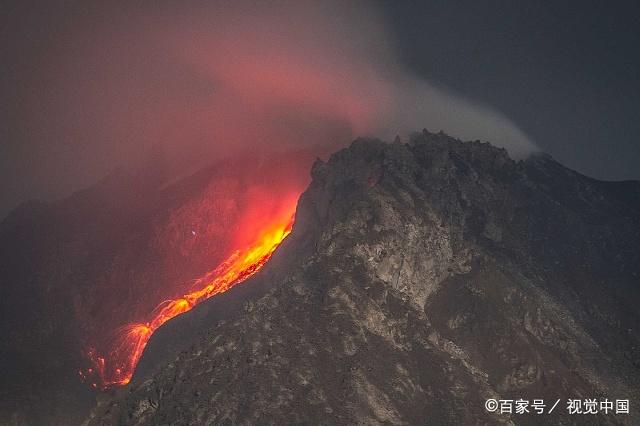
[80,208,295,389]
[0,151,310,424]
[72,154,305,390]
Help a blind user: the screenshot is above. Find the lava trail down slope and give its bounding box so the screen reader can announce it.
[0,151,310,424]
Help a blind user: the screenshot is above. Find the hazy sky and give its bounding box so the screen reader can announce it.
[1,0,639,218]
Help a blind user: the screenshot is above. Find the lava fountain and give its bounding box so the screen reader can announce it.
[80,202,296,389]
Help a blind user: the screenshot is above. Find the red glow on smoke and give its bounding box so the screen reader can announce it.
[80,200,296,389]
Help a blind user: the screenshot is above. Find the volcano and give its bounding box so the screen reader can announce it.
[2,131,640,425]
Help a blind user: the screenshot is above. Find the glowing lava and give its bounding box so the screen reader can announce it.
[81,211,295,389]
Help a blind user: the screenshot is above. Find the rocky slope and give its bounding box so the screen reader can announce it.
[87,131,640,425]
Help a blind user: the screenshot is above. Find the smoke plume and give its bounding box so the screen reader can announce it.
[2,0,537,216]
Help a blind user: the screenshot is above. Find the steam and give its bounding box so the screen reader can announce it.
[12,0,537,211]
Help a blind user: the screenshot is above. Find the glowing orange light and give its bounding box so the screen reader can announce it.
[82,207,295,389]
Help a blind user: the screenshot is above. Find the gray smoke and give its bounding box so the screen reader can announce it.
[0,0,537,218]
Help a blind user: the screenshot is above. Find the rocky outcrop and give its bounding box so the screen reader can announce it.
[88,131,640,425]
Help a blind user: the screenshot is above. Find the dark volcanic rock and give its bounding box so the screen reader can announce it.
[88,131,640,425]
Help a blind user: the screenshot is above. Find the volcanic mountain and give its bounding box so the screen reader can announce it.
[84,130,639,425]
[2,130,639,425]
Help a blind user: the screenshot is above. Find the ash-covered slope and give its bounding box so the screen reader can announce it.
[89,131,640,425]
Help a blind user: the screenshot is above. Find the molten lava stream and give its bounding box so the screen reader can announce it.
[81,213,295,389]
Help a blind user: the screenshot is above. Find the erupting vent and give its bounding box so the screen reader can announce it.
[79,212,295,389]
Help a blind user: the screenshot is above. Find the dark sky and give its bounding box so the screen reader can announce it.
[1,1,639,219]
[378,0,640,181]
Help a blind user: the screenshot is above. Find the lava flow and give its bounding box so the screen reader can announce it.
[80,210,295,389]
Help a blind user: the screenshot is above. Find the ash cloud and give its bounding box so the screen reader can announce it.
[0,0,537,217]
